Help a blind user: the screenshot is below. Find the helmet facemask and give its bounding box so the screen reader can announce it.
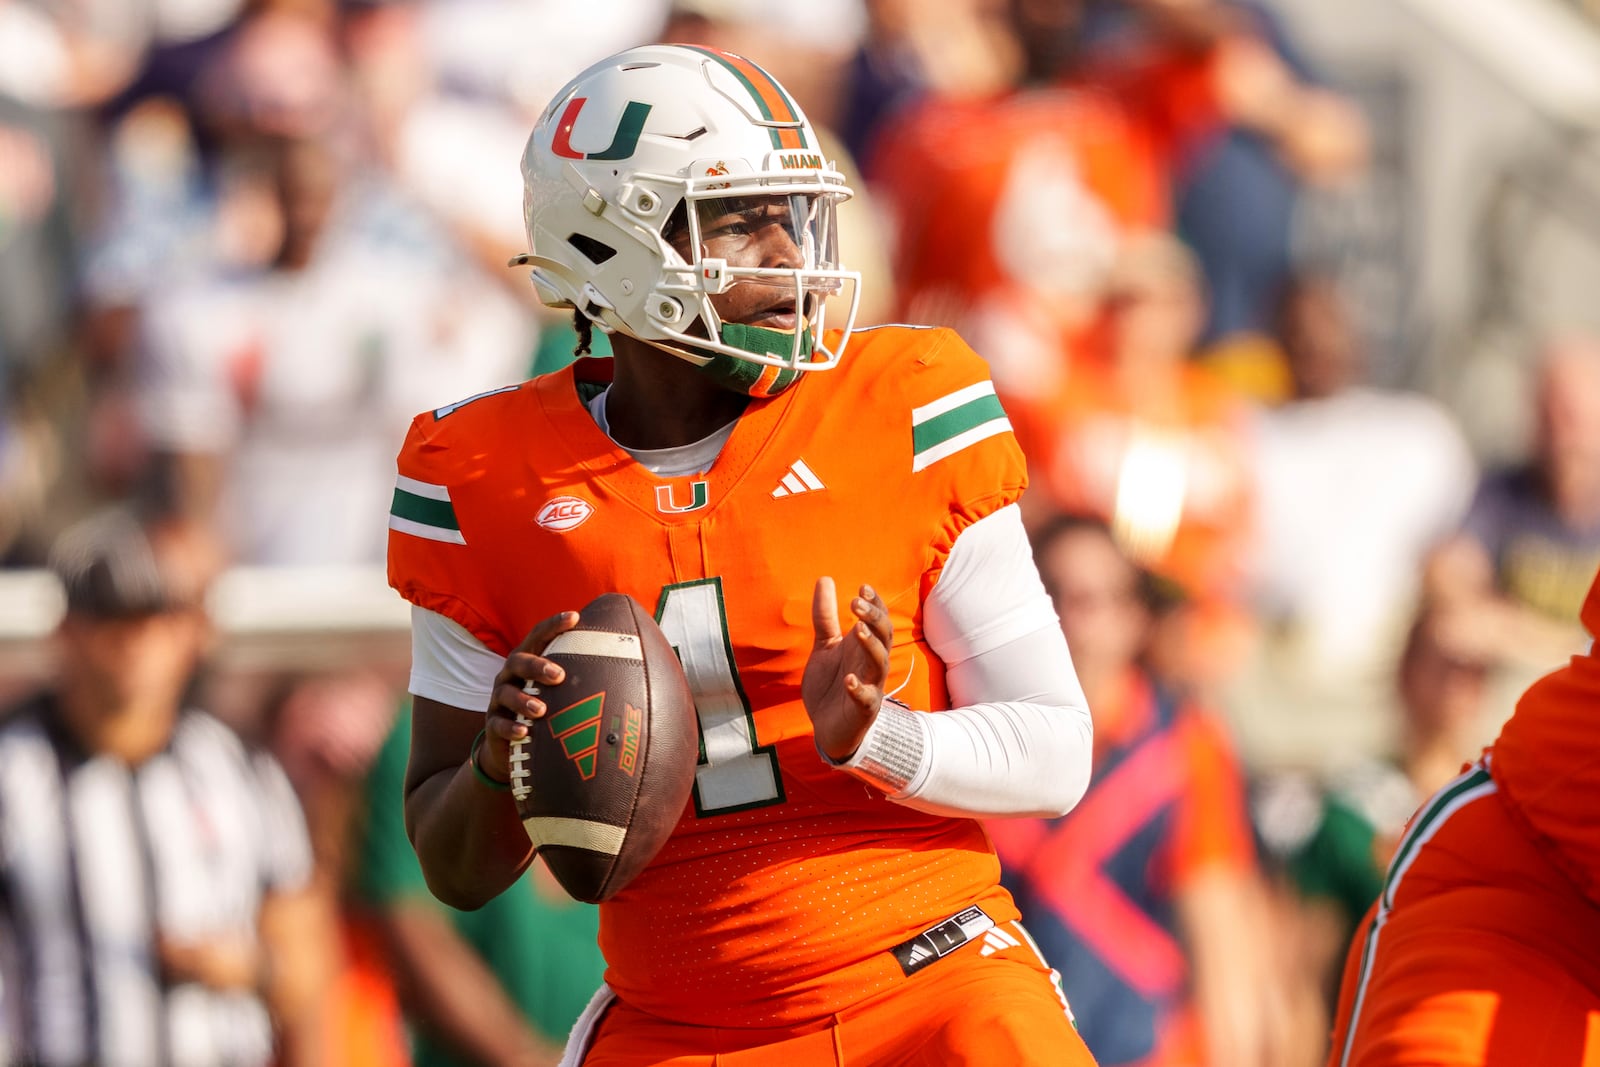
[648,178,859,397]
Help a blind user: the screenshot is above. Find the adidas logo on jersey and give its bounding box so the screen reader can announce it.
[979,925,1021,957]
[770,459,825,498]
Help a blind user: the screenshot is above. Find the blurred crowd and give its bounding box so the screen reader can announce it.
[1,0,1598,1066]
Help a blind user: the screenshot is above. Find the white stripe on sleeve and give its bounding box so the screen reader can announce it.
[409,607,503,711]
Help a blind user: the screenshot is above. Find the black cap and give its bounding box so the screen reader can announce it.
[48,508,186,619]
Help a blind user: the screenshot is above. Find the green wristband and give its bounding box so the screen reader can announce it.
[469,729,511,792]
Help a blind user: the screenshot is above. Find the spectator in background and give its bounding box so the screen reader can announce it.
[81,0,252,125]
[989,514,1287,1067]
[1424,333,1600,672]
[1010,233,1258,696]
[337,0,536,287]
[863,0,1367,403]
[1246,271,1475,749]
[0,330,56,565]
[264,671,412,1067]
[336,0,669,330]
[0,19,99,558]
[0,506,331,1067]
[1014,0,1368,386]
[91,7,533,542]
[0,116,63,396]
[133,127,531,565]
[1158,2,1369,373]
[364,0,667,377]
[76,4,357,504]
[867,0,1168,394]
[838,0,1024,165]
[350,703,607,1067]
[0,0,150,405]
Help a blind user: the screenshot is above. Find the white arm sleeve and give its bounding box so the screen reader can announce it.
[827,505,1095,818]
[409,606,503,710]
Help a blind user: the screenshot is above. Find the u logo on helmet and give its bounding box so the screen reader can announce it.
[551,97,653,161]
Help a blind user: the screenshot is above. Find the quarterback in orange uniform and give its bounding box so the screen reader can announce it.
[388,45,1098,1067]
[1326,569,1600,1066]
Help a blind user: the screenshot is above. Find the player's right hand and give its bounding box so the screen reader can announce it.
[478,610,580,780]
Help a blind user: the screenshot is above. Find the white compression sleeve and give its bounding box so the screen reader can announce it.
[827,505,1094,818]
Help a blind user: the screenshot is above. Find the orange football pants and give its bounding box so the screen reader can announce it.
[1327,764,1600,1067]
[581,919,1096,1066]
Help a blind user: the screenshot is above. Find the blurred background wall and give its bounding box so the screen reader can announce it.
[1270,0,1600,453]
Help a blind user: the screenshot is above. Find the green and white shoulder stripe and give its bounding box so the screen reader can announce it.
[1334,762,1496,1067]
[389,475,464,545]
[911,381,1011,473]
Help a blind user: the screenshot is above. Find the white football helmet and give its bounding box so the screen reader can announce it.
[515,44,861,396]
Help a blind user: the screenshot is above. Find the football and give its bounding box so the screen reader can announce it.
[509,592,698,903]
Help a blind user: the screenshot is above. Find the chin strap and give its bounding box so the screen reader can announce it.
[695,323,817,398]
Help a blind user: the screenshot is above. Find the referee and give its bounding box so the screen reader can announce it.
[0,507,328,1067]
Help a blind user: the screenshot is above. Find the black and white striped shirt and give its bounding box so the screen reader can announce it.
[0,694,313,1067]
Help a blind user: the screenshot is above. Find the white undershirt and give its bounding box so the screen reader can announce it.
[589,387,736,477]
[407,391,1093,819]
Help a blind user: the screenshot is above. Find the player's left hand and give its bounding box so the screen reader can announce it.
[803,578,892,762]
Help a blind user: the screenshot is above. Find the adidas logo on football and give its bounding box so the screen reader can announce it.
[549,693,606,779]
[771,459,825,498]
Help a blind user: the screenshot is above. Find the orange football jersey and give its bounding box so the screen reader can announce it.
[1489,569,1600,909]
[388,326,1027,1027]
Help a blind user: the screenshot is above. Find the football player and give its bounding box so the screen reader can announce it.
[389,44,1097,1066]
[1326,568,1600,1066]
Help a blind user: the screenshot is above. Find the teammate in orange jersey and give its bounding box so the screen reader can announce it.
[1325,569,1600,1067]
[387,44,1098,1067]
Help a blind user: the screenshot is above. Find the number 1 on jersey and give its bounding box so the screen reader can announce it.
[656,579,785,815]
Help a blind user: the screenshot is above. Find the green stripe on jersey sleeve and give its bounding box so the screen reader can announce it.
[389,476,465,545]
[911,383,1011,472]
